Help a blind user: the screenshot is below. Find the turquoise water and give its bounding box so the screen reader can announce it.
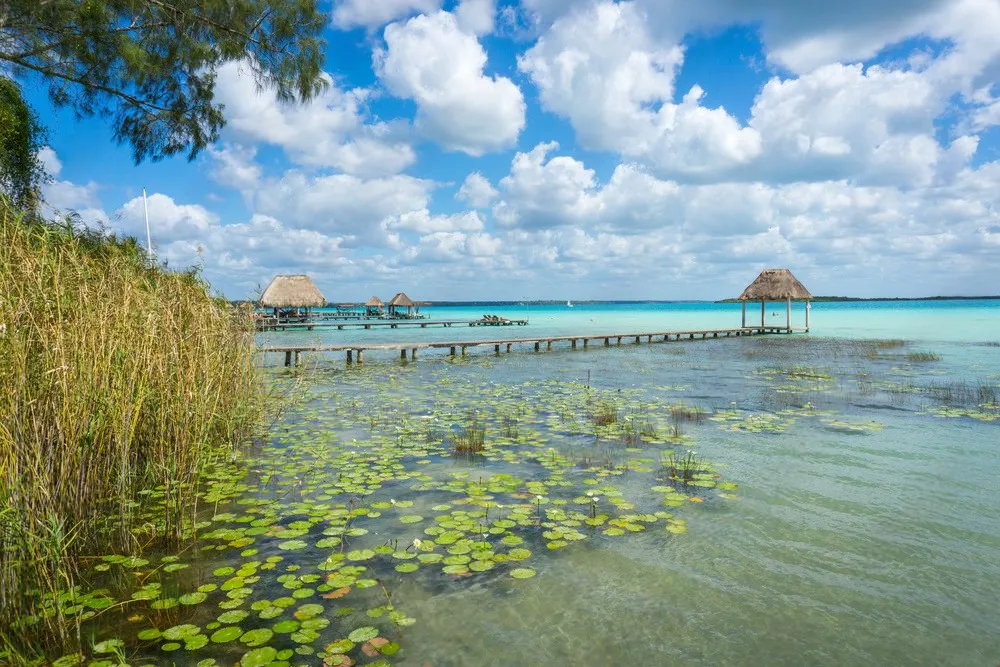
[63,301,1000,666]
[264,300,1000,351]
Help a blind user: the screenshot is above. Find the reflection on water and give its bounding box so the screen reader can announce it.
[55,330,1000,666]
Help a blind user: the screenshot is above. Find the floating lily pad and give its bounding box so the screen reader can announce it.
[210,626,242,643]
[239,628,273,647]
[92,639,124,654]
[239,647,277,667]
[179,592,207,605]
[347,626,379,643]
[510,568,536,579]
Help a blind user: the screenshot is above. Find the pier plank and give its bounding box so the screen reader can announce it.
[260,326,806,365]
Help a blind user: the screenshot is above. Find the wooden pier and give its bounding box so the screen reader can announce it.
[257,319,529,332]
[260,326,804,366]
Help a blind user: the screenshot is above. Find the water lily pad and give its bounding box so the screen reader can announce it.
[179,592,207,605]
[239,628,273,647]
[278,539,308,551]
[272,620,300,634]
[399,515,423,524]
[218,610,248,624]
[347,626,379,643]
[210,626,242,643]
[239,646,277,667]
[163,624,200,641]
[325,639,355,654]
[395,563,419,573]
[92,639,124,654]
[510,568,536,579]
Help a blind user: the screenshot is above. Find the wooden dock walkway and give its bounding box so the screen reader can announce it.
[259,326,804,366]
[257,319,529,332]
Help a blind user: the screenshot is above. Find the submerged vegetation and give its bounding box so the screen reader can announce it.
[0,203,265,659]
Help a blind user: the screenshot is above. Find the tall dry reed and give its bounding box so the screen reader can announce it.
[0,201,264,657]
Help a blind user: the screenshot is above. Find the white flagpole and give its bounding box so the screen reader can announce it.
[142,188,153,257]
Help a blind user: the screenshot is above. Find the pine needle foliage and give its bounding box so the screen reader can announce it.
[0,0,327,162]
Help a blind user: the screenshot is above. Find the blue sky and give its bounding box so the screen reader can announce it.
[29,0,1000,301]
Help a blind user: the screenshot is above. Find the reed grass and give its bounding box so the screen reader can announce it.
[0,202,265,659]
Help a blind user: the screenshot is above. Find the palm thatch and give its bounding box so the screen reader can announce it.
[388,292,415,307]
[365,296,384,307]
[260,275,326,308]
[739,269,812,301]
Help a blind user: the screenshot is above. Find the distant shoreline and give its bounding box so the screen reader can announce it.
[236,296,1000,307]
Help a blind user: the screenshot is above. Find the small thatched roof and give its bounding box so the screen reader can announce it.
[388,292,415,307]
[365,296,384,307]
[260,275,326,308]
[739,269,812,301]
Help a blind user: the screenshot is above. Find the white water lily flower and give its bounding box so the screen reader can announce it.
[412,539,422,548]
[536,495,544,501]
[390,499,397,505]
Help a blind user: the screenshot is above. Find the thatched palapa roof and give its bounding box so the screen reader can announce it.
[739,269,812,301]
[365,296,384,307]
[388,292,415,307]
[260,275,326,308]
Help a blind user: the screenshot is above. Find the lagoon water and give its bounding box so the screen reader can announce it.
[79,301,1000,666]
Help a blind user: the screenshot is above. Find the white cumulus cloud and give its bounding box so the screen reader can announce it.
[375,11,526,155]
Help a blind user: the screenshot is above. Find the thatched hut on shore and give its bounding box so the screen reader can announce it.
[387,292,419,318]
[365,296,385,317]
[738,269,812,331]
[260,275,326,319]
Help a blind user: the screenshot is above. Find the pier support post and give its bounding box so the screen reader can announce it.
[805,300,811,332]
[761,299,766,327]
[741,302,746,328]
[357,350,364,364]
[346,350,353,364]
[635,336,640,344]
[604,338,609,346]
[411,349,418,360]
[647,335,652,343]
[547,341,552,350]
[401,349,408,361]
[462,346,467,356]
[571,339,577,349]
[294,351,301,366]
[617,337,622,345]
[583,339,588,348]
[284,351,292,367]
[534,342,540,351]
[786,297,792,332]
[450,346,456,356]
[495,344,501,354]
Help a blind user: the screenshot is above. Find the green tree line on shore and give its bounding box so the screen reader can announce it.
[1,1,326,661]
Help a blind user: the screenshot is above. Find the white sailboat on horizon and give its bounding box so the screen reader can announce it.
[567,300,573,308]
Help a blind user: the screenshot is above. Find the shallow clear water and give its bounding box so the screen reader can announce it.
[60,301,1000,666]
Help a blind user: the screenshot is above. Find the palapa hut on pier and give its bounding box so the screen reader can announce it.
[260,275,326,320]
[365,296,385,317]
[387,292,421,318]
[738,268,812,332]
